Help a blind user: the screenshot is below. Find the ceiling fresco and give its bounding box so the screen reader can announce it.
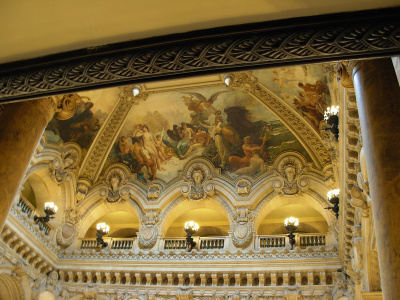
[101,85,312,183]
[252,64,332,131]
[45,88,119,162]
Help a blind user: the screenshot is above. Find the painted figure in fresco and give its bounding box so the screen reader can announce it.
[199,116,228,168]
[229,136,266,172]
[130,137,157,180]
[118,136,131,156]
[294,80,329,130]
[182,91,227,116]
[155,134,168,164]
[234,149,265,176]
[137,125,165,171]
[180,127,212,159]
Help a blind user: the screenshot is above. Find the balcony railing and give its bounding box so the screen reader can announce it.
[80,238,136,250]
[256,233,327,250]
[17,195,53,235]
[162,236,228,251]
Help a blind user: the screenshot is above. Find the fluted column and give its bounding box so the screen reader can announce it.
[0,99,55,231]
[351,58,400,300]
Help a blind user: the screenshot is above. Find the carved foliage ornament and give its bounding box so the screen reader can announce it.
[181,162,215,200]
[273,156,309,196]
[231,207,254,248]
[1,11,400,101]
[138,211,159,249]
[100,168,129,203]
[49,147,79,184]
[148,183,163,201]
[236,178,252,197]
[56,209,81,248]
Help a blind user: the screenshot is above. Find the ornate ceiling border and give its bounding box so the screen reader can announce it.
[0,8,400,102]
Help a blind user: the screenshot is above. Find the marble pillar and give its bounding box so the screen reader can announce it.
[351,58,400,300]
[0,99,55,231]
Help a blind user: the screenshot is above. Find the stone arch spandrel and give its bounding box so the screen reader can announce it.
[254,191,333,233]
[159,194,233,237]
[77,199,143,238]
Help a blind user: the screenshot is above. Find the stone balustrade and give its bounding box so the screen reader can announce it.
[56,269,335,288]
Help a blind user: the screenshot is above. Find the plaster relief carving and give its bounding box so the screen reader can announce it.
[231,207,254,248]
[148,183,163,201]
[273,156,308,196]
[138,211,160,249]
[76,183,89,202]
[100,168,129,203]
[236,179,251,196]
[56,209,81,248]
[182,162,214,200]
[49,147,79,184]
[175,288,194,300]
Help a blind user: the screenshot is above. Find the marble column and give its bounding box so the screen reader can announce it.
[0,99,55,231]
[351,58,400,300]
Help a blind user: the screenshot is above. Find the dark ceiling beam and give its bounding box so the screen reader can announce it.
[0,7,400,103]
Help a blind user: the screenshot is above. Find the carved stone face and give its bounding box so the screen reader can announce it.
[63,156,74,169]
[110,177,120,191]
[285,166,296,182]
[192,170,203,186]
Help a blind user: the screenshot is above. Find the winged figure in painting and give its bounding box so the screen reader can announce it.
[182,91,227,116]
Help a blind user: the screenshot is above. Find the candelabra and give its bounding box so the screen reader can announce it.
[184,221,199,251]
[284,217,299,250]
[34,202,58,224]
[326,189,340,219]
[323,106,339,140]
[96,222,110,250]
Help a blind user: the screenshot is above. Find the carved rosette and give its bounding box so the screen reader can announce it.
[138,211,160,249]
[273,155,309,196]
[147,183,163,201]
[49,146,80,184]
[181,162,215,200]
[236,178,251,197]
[56,209,81,248]
[231,207,254,248]
[100,167,129,203]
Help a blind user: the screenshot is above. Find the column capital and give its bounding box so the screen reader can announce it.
[335,61,354,88]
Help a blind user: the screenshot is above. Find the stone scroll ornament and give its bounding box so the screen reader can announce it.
[56,209,81,248]
[138,211,160,249]
[231,207,254,248]
[49,147,80,184]
[236,178,252,196]
[181,162,215,200]
[147,183,163,201]
[100,168,129,203]
[273,156,309,196]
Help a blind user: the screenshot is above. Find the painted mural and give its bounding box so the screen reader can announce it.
[104,86,311,183]
[45,88,119,160]
[252,64,332,131]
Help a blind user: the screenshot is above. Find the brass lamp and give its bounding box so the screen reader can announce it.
[184,221,199,251]
[96,222,110,250]
[323,106,339,140]
[34,202,58,224]
[284,217,299,250]
[326,189,340,219]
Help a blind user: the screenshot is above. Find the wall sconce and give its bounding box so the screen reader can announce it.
[326,189,340,219]
[323,106,339,140]
[284,217,299,250]
[132,85,141,97]
[224,74,233,87]
[184,221,199,251]
[96,222,110,250]
[34,202,58,224]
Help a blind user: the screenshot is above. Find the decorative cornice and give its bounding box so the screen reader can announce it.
[0,8,400,102]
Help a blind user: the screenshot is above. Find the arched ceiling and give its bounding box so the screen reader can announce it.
[1,1,398,64]
[45,63,334,184]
